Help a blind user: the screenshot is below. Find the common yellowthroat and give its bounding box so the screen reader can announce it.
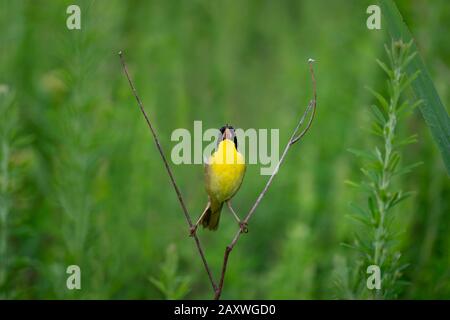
[191,125,246,233]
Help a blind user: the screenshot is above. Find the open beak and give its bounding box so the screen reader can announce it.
[223,127,233,140]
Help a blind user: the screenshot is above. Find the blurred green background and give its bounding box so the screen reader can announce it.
[0,0,448,299]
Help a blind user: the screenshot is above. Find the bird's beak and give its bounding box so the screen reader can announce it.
[223,128,233,140]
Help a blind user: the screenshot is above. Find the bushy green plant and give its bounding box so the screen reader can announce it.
[341,40,422,299]
[149,244,191,300]
[0,86,31,298]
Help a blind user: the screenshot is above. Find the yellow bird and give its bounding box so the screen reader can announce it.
[192,125,246,233]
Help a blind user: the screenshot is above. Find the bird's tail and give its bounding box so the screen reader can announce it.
[201,199,223,231]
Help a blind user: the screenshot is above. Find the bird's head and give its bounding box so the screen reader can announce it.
[219,124,238,149]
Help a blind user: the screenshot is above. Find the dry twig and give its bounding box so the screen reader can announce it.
[119,51,317,299]
[214,59,317,299]
[119,51,217,293]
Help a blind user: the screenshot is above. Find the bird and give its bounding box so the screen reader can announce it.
[190,124,246,234]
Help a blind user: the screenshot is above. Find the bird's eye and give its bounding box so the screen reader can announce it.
[219,126,226,134]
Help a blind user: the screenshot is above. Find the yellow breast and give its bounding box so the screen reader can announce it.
[205,139,246,203]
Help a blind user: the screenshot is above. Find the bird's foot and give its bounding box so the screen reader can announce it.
[189,226,198,237]
[239,221,249,234]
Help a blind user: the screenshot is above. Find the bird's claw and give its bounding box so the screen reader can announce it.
[189,226,197,237]
[239,222,248,234]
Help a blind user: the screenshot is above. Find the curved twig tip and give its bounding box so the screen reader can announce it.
[308,58,315,63]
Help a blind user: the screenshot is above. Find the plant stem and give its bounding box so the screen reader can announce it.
[119,51,218,293]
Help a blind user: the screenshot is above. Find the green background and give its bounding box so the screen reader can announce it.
[0,0,448,299]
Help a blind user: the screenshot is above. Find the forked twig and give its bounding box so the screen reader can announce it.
[214,59,317,299]
[119,51,218,292]
[119,51,317,299]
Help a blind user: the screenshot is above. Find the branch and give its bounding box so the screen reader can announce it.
[118,51,218,293]
[214,59,317,299]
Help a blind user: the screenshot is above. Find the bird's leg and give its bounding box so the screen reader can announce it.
[226,201,248,233]
[226,201,241,224]
[190,203,209,237]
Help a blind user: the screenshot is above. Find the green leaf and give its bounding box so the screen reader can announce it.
[393,161,423,177]
[368,196,378,220]
[149,277,167,296]
[390,191,415,208]
[395,134,418,147]
[366,87,389,113]
[340,242,357,250]
[369,123,384,137]
[380,0,450,175]
[400,70,420,92]
[361,168,378,184]
[344,180,360,188]
[376,59,392,78]
[397,99,423,117]
[349,202,370,217]
[401,51,417,69]
[348,148,377,160]
[396,263,410,273]
[348,202,373,226]
[369,104,387,125]
[387,151,400,172]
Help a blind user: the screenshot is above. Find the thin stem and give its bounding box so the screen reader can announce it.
[119,51,218,292]
[214,59,317,299]
[291,60,317,145]
[370,42,410,299]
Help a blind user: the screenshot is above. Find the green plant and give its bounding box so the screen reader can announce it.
[149,244,191,300]
[0,85,30,298]
[342,40,422,299]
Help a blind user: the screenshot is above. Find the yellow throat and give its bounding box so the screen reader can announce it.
[206,139,246,203]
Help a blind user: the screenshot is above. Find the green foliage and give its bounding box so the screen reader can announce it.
[149,244,191,300]
[342,40,421,299]
[0,86,31,298]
